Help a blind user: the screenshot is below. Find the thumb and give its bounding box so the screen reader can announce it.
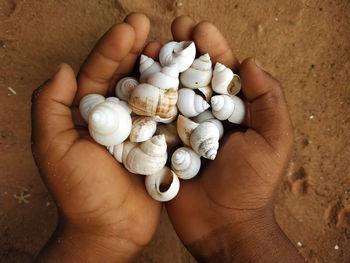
[239,58,293,152]
[31,63,79,161]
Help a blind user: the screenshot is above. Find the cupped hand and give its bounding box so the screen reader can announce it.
[166,16,304,263]
[31,13,162,262]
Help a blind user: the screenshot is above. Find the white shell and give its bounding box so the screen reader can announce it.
[212,62,241,96]
[107,143,124,162]
[147,64,179,90]
[177,115,220,160]
[177,115,199,146]
[177,88,210,118]
[79,94,105,123]
[190,122,220,160]
[105,97,132,114]
[88,100,132,146]
[117,135,168,175]
[197,85,213,102]
[180,53,213,89]
[211,95,246,124]
[145,167,180,202]
[192,110,224,139]
[115,77,139,101]
[159,41,196,72]
[129,116,157,142]
[152,111,178,124]
[129,83,178,118]
[139,55,162,83]
[171,147,201,180]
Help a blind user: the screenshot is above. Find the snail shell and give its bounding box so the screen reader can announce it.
[129,116,157,143]
[177,115,220,160]
[211,62,241,96]
[139,55,162,83]
[105,97,132,114]
[88,100,132,146]
[111,135,168,175]
[171,147,201,180]
[147,64,179,90]
[159,41,196,72]
[211,95,246,124]
[177,88,210,118]
[145,167,180,202]
[180,53,213,89]
[129,84,178,118]
[192,110,224,139]
[79,94,105,123]
[115,77,139,101]
[197,85,213,102]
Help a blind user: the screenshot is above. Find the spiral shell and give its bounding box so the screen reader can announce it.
[180,53,213,89]
[212,62,241,96]
[105,97,132,114]
[145,167,180,202]
[139,55,162,83]
[211,95,246,124]
[79,94,105,123]
[147,64,179,90]
[115,77,139,101]
[192,110,224,139]
[177,115,220,160]
[111,135,168,175]
[129,84,178,118]
[159,41,196,72]
[171,147,201,180]
[129,116,157,142]
[88,100,132,146]
[177,88,210,118]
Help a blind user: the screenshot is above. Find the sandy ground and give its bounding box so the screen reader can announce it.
[0,0,349,262]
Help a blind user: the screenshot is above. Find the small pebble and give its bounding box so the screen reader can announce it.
[309,115,314,120]
[297,241,303,247]
[274,17,279,22]
[175,1,183,7]
[334,245,339,250]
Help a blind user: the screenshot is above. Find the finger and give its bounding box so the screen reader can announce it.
[142,41,162,60]
[111,13,151,86]
[32,64,79,159]
[76,23,135,103]
[239,58,293,152]
[171,15,196,41]
[192,21,240,72]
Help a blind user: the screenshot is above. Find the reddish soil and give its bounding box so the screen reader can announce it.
[0,0,349,262]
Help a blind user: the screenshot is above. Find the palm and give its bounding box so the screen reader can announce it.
[47,136,161,246]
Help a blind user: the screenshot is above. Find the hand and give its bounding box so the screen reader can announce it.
[166,16,305,263]
[31,13,162,263]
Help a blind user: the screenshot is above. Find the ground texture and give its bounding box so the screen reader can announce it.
[0,0,349,262]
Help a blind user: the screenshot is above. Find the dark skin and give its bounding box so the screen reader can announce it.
[32,13,305,263]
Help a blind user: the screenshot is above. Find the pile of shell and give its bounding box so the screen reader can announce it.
[79,41,245,202]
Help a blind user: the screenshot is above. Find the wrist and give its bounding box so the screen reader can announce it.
[187,208,305,263]
[36,219,140,263]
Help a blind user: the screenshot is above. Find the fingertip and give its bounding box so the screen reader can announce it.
[142,41,162,60]
[99,23,136,60]
[124,12,151,53]
[171,15,196,41]
[192,21,239,72]
[44,63,77,106]
[239,57,281,102]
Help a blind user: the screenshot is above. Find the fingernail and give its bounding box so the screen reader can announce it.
[254,58,265,71]
[54,63,65,76]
